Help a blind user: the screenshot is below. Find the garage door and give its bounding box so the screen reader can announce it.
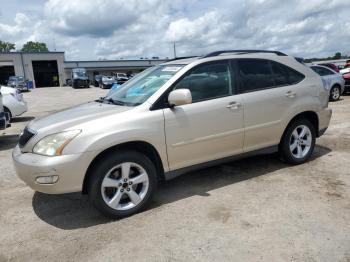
[0,65,15,85]
[32,60,60,87]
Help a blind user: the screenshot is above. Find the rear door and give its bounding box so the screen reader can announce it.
[234,59,305,152]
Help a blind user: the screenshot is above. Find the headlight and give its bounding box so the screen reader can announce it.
[33,130,81,156]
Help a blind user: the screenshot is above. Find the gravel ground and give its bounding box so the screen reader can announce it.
[0,86,349,262]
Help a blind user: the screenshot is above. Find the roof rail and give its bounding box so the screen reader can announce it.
[167,56,199,62]
[203,50,287,58]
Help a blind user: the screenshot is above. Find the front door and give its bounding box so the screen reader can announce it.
[163,61,244,171]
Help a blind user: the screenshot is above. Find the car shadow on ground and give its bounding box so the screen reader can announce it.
[32,145,331,230]
[0,134,19,151]
[11,116,35,123]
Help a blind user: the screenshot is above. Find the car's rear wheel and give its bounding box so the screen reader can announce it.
[329,85,341,101]
[279,119,316,164]
[88,151,157,219]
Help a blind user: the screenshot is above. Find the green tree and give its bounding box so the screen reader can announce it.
[334,52,342,59]
[0,40,15,52]
[21,41,48,52]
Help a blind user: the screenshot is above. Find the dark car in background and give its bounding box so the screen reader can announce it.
[7,76,28,92]
[93,75,103,87]
[71,68,90,88]
[343,73,350,94]
[318,63,339,73]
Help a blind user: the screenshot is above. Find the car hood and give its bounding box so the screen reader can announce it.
[0,85,17,95]
[29,101,132,132]
[340,68,350,74]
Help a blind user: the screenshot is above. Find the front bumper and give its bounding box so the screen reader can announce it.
[317,107,332,137]
[12,145,97,194]
[12,100,28,117]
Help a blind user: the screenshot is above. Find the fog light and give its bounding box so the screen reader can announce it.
[35,175,59,184]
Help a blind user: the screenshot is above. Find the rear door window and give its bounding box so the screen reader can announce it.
[237,59,275,93]
[311,66,334,76]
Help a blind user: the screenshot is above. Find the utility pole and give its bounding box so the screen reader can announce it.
[173,42,177,58]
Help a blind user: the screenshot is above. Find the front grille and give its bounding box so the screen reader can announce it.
[77,79,88,85]
[345,79,350,86]
[19,127,35,147]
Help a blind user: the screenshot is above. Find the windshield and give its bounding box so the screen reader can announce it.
[73,72,87,78]
[9,76,23,82]
[105,65,183,106]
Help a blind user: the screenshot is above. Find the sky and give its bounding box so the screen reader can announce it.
[0,0,349,61]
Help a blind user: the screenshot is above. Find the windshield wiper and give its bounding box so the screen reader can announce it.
[95,97,126,106]
[107,98,126,106]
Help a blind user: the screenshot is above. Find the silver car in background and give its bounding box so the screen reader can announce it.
[310,65,345,101]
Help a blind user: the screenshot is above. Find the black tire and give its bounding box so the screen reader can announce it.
[279,118,316,164]
[88,150,157,219]
[4,107,12,122]
[329,85,341,101]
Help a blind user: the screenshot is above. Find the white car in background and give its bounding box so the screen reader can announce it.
[310,65,345,101]
[0,86,28,120]
[0,91,11,129]
[339,67,350,75]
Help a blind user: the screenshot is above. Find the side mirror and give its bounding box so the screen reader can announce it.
[168,89,192,107]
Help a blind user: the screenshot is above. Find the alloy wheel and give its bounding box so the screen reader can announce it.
[101,162,149,211]
[289,125,312,159]
[331,87,340,100]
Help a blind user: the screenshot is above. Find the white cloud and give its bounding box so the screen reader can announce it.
[0,0,349,59]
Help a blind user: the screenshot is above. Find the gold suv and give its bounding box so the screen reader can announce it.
[13,50,332,218]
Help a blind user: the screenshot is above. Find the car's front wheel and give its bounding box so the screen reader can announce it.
[329,85,341,101]
[279,119,316,164]
[88,151,157,219]
[4,107,12,122]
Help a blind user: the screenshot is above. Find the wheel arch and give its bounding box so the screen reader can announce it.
[281,111,319,142]
[3,106,12,117]
[82,140,165,194]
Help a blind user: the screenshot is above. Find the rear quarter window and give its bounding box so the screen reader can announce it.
[236,59,305,93]
[273,61,305,85]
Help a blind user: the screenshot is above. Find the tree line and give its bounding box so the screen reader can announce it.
[0,40,49,52]
[301,52,349,63]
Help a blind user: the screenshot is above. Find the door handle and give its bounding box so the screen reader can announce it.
[285,91,296,98]
[226,102,241,110]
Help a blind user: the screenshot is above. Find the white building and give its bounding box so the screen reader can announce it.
[0,51,167,88]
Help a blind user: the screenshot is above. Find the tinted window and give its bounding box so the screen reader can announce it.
[270,62,289,86]
[272,61,305,85]
[237,59,274,92]
[174,62,231,102]
[311,66,334,76]
[287,66,305,84]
